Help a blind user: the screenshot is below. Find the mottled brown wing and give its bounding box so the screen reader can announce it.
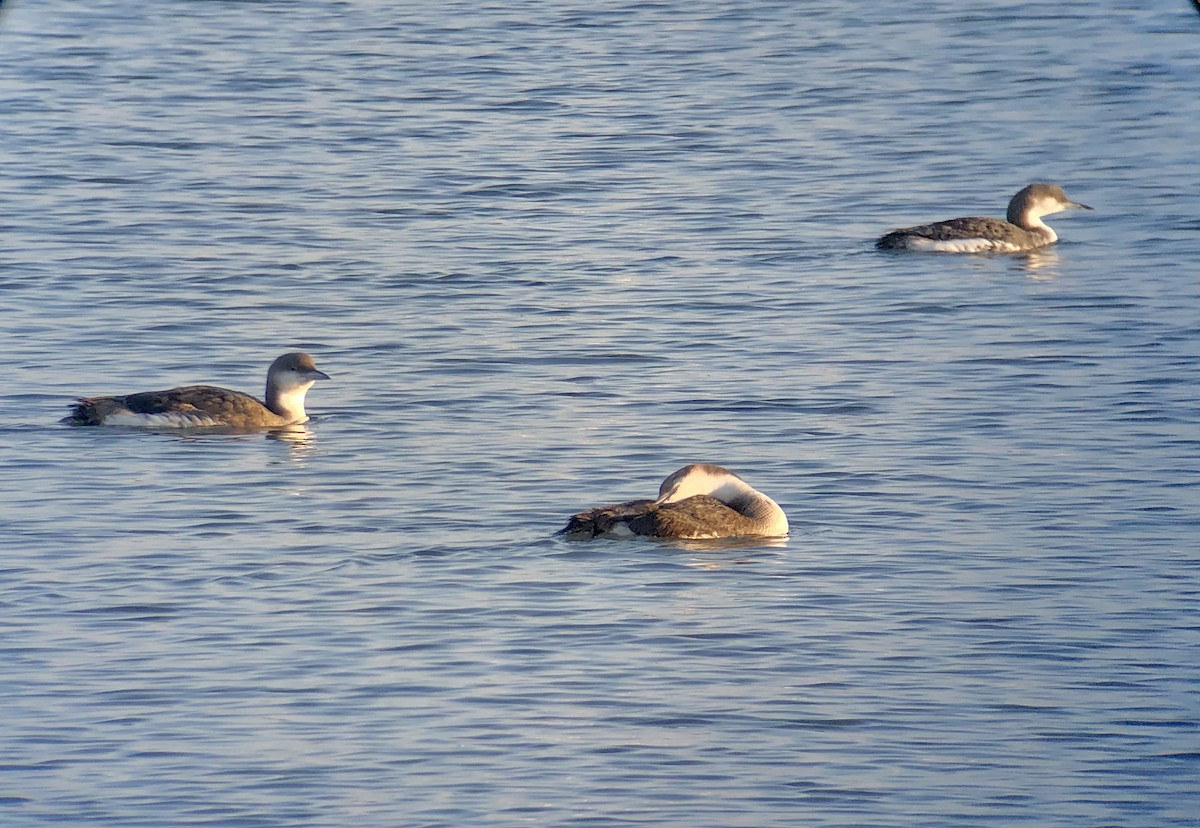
[880,216,1010,246]
[68,385,271,426]
[64,397,113,425]
[627,495,749,539]
[115,386,258,417]
[558,498,656,537]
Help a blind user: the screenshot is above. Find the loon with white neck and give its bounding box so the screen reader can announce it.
[876,183,1092,253]
[63,352,330,428]
[558,463,789,540]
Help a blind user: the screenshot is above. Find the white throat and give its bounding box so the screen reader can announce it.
[1017,213,1056,244]
[271,380,314,423]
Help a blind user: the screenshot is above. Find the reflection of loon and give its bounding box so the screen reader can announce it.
[876,183,1092,253]
[63,352,330,427]
[559,464,789,540]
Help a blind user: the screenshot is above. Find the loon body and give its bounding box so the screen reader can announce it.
[63,352,329,428]
[876,183,1092,253]
[559,464,789,540]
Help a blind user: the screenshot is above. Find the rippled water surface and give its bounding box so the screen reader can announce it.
[1,1,1198,826]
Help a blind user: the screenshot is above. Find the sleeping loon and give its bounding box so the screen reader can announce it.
[876,183,1092,253]
[558,463,789,540]
[63,352,330,428]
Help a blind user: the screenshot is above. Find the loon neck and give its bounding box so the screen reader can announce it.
[1016,214,1057,242]
[266,381,313,423]
[735,491,789,535]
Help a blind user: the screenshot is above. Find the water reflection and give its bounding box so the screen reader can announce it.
[661,535,790,570]
[662,536,789,553]
[267,424,315,445]
[266,424,318,461]
[131,423,318,454]
[1011,248,1062,279]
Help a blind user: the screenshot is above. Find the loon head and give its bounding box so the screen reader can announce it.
[265,352,330,421]
[1007,183,1092,228]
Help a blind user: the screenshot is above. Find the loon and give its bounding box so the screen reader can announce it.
[63,352,330,428]
[875,183,1092,253]
[558,463,789,540]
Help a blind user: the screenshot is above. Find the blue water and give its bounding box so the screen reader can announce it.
[1,1,1197,826]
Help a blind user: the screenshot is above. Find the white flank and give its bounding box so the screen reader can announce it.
[604,522,637,538]
[908,237,1022,254]
[101,411,221,428]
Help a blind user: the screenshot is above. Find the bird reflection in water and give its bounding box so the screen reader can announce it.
[1013,248,1062,280]
[267,424,318,458]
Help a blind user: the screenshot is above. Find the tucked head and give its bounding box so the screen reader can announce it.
[656,463,749,505]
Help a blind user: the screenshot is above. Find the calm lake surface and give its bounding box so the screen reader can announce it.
[1,1,1197,825]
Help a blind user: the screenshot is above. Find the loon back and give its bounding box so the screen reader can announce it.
[875,217,1049,253]
[65,385,291,428]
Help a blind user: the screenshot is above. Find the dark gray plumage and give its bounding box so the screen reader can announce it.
[876,183,1092,253]
[63,352,330,428]
[559,463,789,540]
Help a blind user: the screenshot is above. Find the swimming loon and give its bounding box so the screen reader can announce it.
[558,463,789,540]
[63,352,330,428]
[876,183,1092,253]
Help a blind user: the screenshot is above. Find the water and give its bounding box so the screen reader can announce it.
[1,1,1197,825]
